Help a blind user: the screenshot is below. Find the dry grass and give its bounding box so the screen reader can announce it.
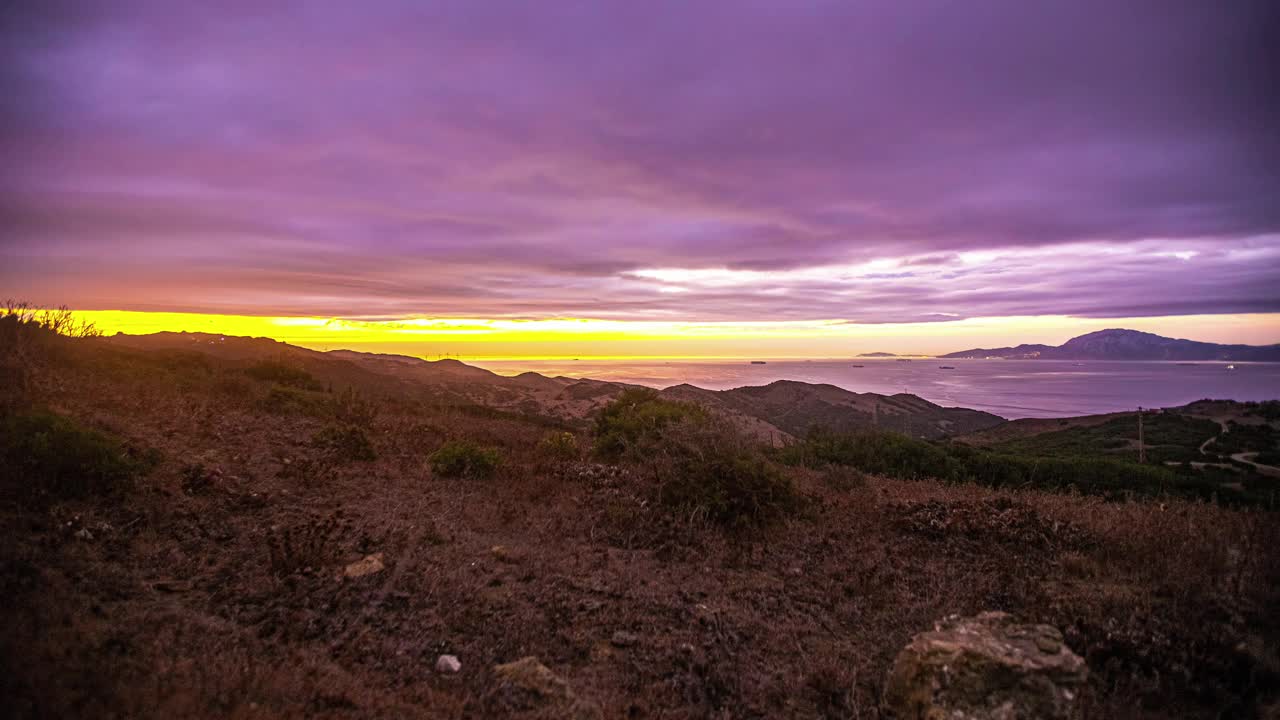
[1,335,1276,718]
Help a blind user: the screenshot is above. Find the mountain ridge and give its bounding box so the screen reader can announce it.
[941,329,1280,361]
[104,331,1005,440]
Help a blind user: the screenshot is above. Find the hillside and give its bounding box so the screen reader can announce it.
[938,343,1055,360]
[959,399,1280,480]
[942,329,1280,361]
[105,332,1004,441]
[663,380,1002,440]
[2,325,1277,718]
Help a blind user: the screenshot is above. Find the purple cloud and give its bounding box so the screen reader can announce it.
[2,0,1278,322]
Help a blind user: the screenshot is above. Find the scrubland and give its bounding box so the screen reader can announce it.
[1,314,1277,718]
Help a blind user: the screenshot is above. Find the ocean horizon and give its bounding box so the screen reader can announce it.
[470,357,1280,419]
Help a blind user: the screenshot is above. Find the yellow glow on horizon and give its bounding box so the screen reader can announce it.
[71,309,1280,360]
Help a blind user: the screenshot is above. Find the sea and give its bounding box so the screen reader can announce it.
[469,358,1280,420]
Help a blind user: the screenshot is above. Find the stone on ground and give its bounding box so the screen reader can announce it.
[884,611,1088,719]
[491,656,600,718]
[343,553,385,578]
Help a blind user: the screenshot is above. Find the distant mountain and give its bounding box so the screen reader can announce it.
[938,343,1054,360]
[941,329,1280,361]
[857,351,898,357]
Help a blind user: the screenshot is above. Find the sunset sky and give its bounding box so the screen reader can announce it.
[3,1,1278,358]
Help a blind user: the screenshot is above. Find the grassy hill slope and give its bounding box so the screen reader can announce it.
[1,325,1276,718]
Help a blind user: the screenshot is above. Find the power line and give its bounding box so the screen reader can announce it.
[1137,406,1145,464]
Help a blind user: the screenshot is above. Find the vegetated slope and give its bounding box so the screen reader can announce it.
[1,325,1277,719]
[956,400,1280,497]
[664,380,1005,440]
[962,400,1280,459]
[983,412,1221,464]
[942,328,1280,361]
[106,332,1004,441]
[106,332,633,424]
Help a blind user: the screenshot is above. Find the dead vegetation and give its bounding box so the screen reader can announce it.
[1,329,1277,718]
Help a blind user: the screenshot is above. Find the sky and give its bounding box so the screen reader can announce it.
[2,1,1279,357]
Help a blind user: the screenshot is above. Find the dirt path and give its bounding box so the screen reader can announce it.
[1230,452,1280,478]
[1196,418,1229,456]
[1190,416,1280,478]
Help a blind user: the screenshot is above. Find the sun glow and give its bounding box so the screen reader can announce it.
[72,310,1280,360]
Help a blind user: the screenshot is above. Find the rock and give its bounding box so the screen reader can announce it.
[435,654,461,674]
[610,630,638,648]
[343,553,385,578]
[491,657,603,718]
[884,611,1087,720]
[492,657,571,702]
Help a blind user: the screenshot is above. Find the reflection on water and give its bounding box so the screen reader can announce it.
[470,358,1280,419]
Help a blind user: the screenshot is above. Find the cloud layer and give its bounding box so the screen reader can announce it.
[3,0,1278,322]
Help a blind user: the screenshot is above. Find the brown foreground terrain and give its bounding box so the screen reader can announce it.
[2,327,1278,718]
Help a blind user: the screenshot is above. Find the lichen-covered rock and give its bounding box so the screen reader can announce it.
[490,656,602,718]
[884,611,1088,719]
[342,552,384,578]
[493,657,572,702]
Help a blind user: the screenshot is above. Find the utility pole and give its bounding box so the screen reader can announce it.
[1137,406,1145,464]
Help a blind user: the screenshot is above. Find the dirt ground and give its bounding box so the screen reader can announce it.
[2,340,1278,719]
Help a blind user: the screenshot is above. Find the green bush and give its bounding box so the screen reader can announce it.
[593,391,802,527]
[0,411,144,503]
[244,360,323,391]
[311,426,376,462]
[593,387,706,461]
[429,440,503,479]
[654,428,801,527]
[537,431,580,462]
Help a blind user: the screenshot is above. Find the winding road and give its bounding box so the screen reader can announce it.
[1194,417,1280,478]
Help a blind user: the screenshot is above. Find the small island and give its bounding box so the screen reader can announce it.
[857,351,898,357]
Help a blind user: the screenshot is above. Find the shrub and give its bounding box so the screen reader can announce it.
[653,426,802,527]
[257,386,324,415]
[429,440,503,479]
[593,387,706,461]
[0,410,143,503]
[1,300,101,339]
[821,464,868,492]
[327,387,378,425]
[311,426,377,463]
[244,360,323,391]
[594,391,802,527]
[537,431,580,462]
[266,512,348,577]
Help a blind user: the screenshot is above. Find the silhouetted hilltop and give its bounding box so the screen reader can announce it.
[941,329,1280,361]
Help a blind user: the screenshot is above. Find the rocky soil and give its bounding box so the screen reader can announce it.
[2,336,1277,718]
